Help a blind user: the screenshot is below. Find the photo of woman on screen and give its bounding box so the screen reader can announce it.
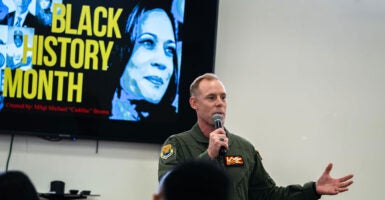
[36,0,52,27]
[109,0,180,122]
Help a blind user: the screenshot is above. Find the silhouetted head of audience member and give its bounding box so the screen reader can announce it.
[154,159,231,200]
[0,170,39,200]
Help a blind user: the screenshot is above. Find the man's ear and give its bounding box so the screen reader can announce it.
[189,96,197,110]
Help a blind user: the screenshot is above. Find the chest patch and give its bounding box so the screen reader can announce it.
[224,156,244,166]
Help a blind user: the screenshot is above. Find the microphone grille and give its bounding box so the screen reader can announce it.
[212,113,223,122]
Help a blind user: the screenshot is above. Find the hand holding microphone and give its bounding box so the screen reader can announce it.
[212,114,227,156]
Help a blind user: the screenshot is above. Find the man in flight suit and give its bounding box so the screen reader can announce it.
[158,73,354,200]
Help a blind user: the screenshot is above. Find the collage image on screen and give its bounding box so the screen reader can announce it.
[0,0,185,122]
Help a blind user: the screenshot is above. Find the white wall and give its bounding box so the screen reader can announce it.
[215,0,385,199]
[0,135,161,199]
[1,0,384,199]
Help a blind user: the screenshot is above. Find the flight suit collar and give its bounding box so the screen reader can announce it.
[191,123,208,143]
[191,123,233,147]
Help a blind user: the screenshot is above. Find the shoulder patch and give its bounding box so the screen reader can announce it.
[160,144,174,160]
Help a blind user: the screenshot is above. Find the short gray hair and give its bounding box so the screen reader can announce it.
[189,73,219,96]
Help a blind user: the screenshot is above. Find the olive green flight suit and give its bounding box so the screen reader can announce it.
[158,124,321,200]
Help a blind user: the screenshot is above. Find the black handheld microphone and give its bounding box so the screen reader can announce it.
[212,114,227,156]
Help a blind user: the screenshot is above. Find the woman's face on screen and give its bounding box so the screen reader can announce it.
[39,0,51,10]
[13,0,32,8]
[120,8,175,104]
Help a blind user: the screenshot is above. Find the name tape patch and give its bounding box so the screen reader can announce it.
[224,156,244,166]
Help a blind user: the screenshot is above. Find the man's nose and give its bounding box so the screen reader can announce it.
[215,97,224,106]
